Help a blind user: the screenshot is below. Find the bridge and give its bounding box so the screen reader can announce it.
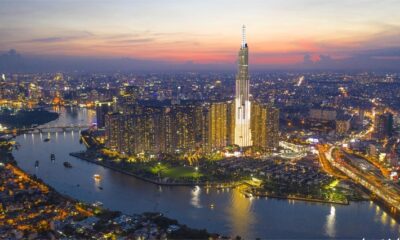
[324,146,400,214]
[21,124,93,133]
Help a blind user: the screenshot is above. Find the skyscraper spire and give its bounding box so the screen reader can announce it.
[241,25,247,48]
[235,25,252,147]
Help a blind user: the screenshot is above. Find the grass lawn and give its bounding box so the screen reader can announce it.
[149,164,203,178]
[163,166,203,178]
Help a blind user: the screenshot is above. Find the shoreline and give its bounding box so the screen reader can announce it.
[69,151,237,187]
[70,151,353,206]
[0,158,219,239]
[241,189,350,205]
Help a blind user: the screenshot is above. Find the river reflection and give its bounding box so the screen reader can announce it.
[325,206,336,237]
[226,189,255,237]
[191,186,202,208]
[11,107,400,239]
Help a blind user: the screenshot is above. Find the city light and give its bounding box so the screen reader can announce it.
[0,1,399,238]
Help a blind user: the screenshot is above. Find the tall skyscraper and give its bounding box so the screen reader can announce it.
[234,25,252,147]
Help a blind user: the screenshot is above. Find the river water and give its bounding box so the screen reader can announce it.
[12,107,400,239]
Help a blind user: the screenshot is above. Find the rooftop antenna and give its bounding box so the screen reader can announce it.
[241,25,247,48]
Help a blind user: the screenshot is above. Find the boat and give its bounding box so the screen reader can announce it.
[92,201,103,207]
[50,154,55,161]
[93,174,101,180]
[43,138,50,142]
[35,160,39,168]
[192,186,200,192]
[243,191,253,198]
[63,161,72,168]
[98,186,103,190]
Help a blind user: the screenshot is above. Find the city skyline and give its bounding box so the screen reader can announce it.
[1,1,400,239]
[1,0,400,71]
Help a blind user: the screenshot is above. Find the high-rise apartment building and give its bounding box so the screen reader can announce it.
[208,102,229,150]
[96,101,113,128]
[105,112,123,151]
[251,103,280,152]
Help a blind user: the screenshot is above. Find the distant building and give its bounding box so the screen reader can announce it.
[357,109,365,127]
[336,115,351,135]
[96,101,113,128]
[309,108,337,121]
[387,152,399,168]
[105,112,123,151]
[123,85,140,104]
[373,112,393,139]
[367,144,378,158]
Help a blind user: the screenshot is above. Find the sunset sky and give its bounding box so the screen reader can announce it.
[1,0,400,68]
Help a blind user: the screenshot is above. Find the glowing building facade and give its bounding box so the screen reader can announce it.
[251,102,280,152]
[234,25,252,147]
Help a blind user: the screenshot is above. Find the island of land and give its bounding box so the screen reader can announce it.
[0,108,59,129]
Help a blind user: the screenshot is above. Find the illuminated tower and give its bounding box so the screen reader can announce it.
[234,25,252,147]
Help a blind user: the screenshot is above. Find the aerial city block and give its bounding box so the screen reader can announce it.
[1,0,400,239]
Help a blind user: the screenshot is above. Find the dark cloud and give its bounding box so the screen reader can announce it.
[0,49,232,73]
[253,51,311,57]
[356,47,400,58]
[21,31,94,44]
[28,37,66,43]
[1,47,400,73]
[108,38,155,44]
[298,47,400,71]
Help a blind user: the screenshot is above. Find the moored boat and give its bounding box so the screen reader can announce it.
[63,161,72,168]
[93,174,101,180]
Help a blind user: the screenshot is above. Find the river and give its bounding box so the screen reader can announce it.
[11,107,400,239]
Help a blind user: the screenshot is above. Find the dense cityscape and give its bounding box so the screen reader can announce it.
[1,0,400,239]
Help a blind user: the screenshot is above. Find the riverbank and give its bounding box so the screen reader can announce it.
[71,151,355,206]
[240,187,350,205]
[70,151,238,188]
[0,155,221,239]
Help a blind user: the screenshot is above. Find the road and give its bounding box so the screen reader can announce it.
[324,146,400,213]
